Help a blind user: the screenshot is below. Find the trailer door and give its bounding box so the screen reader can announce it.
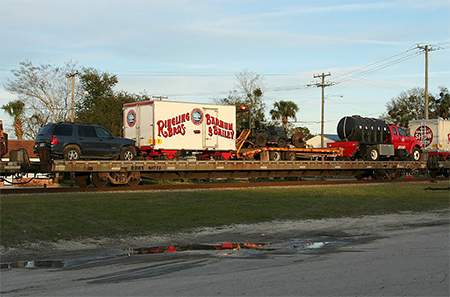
[204,108,218,148]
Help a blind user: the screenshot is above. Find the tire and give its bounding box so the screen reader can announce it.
[277,138,287,148]
[366,146,379,161]
[120,146,135,161]
[63,145,81,161]
[255,132,268,147]
[127,172,141,186]
[291,131,306,148]
[75,173,91,188]
[92,172,109,188]
[283,151,296,161]
[269,151,282,161]
[409,147,421,161]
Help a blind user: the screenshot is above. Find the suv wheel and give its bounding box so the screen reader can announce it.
[63,145,81,161]
[120,147,135,161]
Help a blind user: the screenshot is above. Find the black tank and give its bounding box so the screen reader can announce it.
[337,116,390,143]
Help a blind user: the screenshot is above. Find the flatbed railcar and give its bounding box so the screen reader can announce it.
[0,147,435,188]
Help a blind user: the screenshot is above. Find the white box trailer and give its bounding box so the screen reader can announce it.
[409,119,450,153]
[123,101,236,158]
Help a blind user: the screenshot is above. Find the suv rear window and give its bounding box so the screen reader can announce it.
[37,124,55,136]
[53,124,73,136]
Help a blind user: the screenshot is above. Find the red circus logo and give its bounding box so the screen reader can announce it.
[126,110,136,127]
[191,108,204,126]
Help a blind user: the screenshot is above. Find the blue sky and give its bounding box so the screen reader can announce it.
[0,0,449,136]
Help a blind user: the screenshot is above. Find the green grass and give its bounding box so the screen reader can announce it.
[1,183,449,247]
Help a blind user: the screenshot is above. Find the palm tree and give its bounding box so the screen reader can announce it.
[2,100,25,139]
[270,100,299,129]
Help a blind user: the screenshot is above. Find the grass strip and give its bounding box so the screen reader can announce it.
[1,183,449,247]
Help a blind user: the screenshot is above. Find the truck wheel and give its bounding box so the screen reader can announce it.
[255,132,268,147]
[409,147,421,161]
[367,146,379,161]
[120,146,135,161]
[63,145,81,161]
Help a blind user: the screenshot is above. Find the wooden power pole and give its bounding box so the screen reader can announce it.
[416,44,441,119]
[311,73,333,148]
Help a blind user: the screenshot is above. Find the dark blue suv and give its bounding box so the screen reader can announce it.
[34,123,138,161]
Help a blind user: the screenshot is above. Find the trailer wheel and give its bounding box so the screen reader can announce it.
[283,151,296,161]
[63,145,81,161]
[409,147,421,161]
[269,151,282,161]
[367,146,379,161]
[75,173,91,188]
[92,172,109,188]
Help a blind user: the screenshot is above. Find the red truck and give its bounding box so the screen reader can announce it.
[327,116,422,161]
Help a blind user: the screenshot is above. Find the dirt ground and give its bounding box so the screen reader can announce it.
[1,209,448,263]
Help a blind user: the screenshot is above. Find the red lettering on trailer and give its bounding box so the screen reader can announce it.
[157,112,190,138]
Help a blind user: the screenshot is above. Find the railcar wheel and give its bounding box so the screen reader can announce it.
[386,170,401,179]
[75,173,91,188]
[269,151,282,161]
[127,172,141,186]
[92,172,109,188]
[373,170,386,180]
[63,145,81,161]
[429,171,438,178]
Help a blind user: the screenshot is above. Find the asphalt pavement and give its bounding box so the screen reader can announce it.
[1,219,448,296]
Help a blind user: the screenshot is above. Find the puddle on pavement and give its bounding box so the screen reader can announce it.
[0,260,65,269]
[1,236,358,269]
[128,236,357,256]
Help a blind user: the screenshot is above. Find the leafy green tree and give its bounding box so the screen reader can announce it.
[269,100,299,129]
[431,86,449,120]
[2,100,25,139]
[382,87,448,127]
[76,68,150,136]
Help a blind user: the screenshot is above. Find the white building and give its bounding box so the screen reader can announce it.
[306,134,340,148]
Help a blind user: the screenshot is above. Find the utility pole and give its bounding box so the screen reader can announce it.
[416,44,440,119]
[309,73,333,147]
[67,72,79,123]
